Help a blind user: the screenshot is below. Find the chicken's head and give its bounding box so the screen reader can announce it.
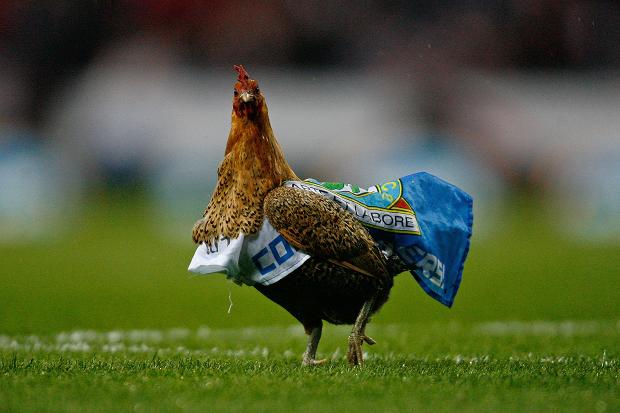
[232,65,263,119]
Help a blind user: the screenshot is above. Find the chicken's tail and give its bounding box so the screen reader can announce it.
[385,253,409,278]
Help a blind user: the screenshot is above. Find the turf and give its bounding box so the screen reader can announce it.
[1,323,619,412]
[1,194,619,412]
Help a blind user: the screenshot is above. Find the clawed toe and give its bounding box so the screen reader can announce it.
[347,333,365,366]
[346,334,377,365]
[346,297,378,366]
[362,335,376,345]
[302,356,328,366]
[302,325,325,367]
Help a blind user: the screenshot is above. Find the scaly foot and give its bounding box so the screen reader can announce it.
[347,333,375,366]
[302,325,325,366]
[347,297,378,366]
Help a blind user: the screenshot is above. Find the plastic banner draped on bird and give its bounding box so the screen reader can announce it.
[284,172,473,307]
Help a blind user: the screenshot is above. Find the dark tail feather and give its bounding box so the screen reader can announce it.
[386,254,409,277]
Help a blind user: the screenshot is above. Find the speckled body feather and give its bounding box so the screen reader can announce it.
[261,186,395,331]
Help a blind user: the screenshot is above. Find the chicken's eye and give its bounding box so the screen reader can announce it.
[234,90,238,96]
[255,87,260,94]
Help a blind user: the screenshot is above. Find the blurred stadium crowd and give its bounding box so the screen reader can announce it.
[1,0,619,241]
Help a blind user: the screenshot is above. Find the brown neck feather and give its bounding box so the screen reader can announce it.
[194,100,298,245]
[226,103,298,184]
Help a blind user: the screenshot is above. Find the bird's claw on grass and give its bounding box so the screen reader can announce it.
[302,357,328,367]
[347,333,375,366]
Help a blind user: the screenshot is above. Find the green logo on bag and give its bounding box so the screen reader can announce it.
[285,179,421,235]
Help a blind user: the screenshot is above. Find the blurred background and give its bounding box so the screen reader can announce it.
[1,0,619,334]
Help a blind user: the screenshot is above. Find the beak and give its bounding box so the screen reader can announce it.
[239,91,255,103]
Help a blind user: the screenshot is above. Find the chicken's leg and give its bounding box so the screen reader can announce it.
[347,296,377,366]
[302,323,327,366]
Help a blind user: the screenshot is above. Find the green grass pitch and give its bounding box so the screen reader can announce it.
[1,196,619,412]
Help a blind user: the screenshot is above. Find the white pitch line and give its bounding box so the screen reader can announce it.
[0,325,306,356]
[474,320,620,336]
[1,321,618,357]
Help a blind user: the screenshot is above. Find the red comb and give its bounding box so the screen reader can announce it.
[233,65,250,86]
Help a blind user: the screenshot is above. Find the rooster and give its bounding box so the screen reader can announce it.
[191,65,399,366]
